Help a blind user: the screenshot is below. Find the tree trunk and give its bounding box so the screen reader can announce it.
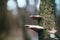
[39,0,56,40]
[0,0,7,40]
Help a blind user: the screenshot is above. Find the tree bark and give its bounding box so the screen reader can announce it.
[39,0,56,40]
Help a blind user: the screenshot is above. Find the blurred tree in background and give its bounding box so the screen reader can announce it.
[0,0,30,40]
[0,0,7,40]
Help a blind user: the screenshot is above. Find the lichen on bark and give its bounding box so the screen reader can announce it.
[39,0,56,40]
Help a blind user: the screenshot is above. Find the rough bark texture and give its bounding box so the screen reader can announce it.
[39,0,56,40]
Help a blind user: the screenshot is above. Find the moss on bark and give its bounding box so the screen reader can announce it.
[39,0,56,40]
